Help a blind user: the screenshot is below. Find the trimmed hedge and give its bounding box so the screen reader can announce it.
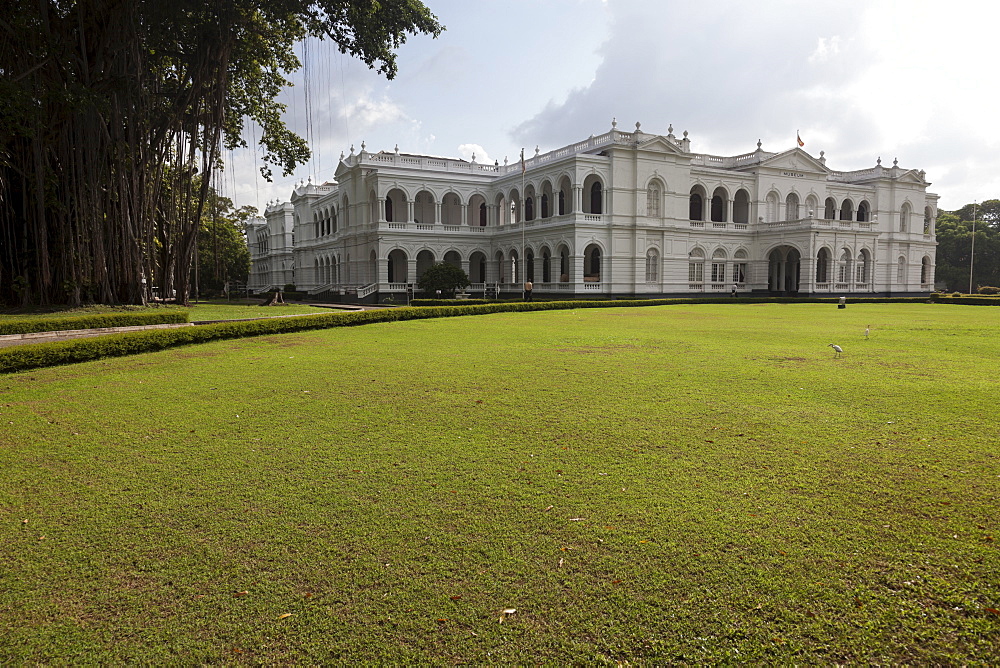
[929,295,1000,305]
[0,297,933,374]
[0,310,189,336]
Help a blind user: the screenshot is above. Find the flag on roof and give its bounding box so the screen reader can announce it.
[520,148,525,173]
[797,131,805,147]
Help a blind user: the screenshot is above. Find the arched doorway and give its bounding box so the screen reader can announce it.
[768,245,801,295]
[387,249,408,284]
[469,251,487,283]
[584,243,602,281]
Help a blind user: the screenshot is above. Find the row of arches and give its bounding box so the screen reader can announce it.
[375,177,606,227]
[685,186,935,229]
[384,243,607,285]
[685,245,932,292]
[309,185,935,235]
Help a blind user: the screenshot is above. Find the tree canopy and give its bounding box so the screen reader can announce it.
[417,263,470,297]
[0,0,442,306]
[933,199,1000,291]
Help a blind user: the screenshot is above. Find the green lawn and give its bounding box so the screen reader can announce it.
[1,303,997,663]
[0,300,341,327]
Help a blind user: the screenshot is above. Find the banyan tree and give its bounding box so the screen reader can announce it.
[0,0,441,306]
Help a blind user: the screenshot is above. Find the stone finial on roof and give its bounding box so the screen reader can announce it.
[635,121,641,132]
[394,143,399,155]
[349,144,354,155]
[757,139,762,150]
[877,156,882,166]
[535,145,540,156]
[611,117,617,129]
[893,157,898,167]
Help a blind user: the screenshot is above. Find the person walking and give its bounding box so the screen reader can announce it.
[524,280,533,302]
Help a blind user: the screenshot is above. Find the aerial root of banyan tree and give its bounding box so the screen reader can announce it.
[0,2,234,307]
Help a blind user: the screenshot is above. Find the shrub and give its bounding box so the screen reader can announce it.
[417,263,470,298]
[977,286,1000,295]
[0,310,189,336]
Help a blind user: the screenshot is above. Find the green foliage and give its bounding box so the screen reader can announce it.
[934,200,1000,291]
[0,311,188,336]
[977,286,1000,295]
[196,193,253,293]
[1,0,443,306]
[416,262,471,297]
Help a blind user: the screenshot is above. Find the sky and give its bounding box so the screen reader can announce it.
[224,0,1000,214]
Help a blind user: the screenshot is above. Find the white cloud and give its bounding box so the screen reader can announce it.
[457,143,490,164]
[808,36,842,65]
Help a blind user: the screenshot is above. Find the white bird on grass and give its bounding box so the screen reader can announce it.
[864,325,870,339]
[828,343,843,358]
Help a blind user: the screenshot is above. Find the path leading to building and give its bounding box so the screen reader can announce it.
[0,303,390,349]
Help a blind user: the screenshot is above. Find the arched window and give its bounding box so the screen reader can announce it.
[558,190,566,216]
[559,248,569,282]
[540,194,549,219]
[585,245,601,278]
[899,204,910,232]
[542,249,551,282]
[855,250,870,283]
[837,249,852,283]
[732,249,748,284]
[816,248,831,283]
[786,192,800,220]
[688,248,705,283]
[765,192,779,223]
[711,248,727,283]
[921,256,931,284]
[525,197,534,221]
[647,186,660,217]
[805,195,819,219]
[479,203,487,227]
[385,197,393,222]
[645,249,659,282]
[924,206,934,235]
[897,256,906,283]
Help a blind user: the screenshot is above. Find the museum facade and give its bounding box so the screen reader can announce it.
[247,121,938,301]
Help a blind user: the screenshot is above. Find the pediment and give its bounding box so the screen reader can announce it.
[758,148,830,175]
[895,169,927,186]
[636,135,687,155]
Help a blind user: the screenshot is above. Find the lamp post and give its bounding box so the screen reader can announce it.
[520,148,526,300]
[969,201,977,294]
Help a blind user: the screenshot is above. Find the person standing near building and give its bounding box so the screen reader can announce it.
[524,280,533,302]
[731,283,738,298]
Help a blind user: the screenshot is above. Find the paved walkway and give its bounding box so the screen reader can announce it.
[0,303,389,349]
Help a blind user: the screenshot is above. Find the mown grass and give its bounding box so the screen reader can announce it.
[0,303,997,663]
[0,300,340,327]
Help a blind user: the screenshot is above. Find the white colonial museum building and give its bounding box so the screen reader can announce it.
[247,120,937,301]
